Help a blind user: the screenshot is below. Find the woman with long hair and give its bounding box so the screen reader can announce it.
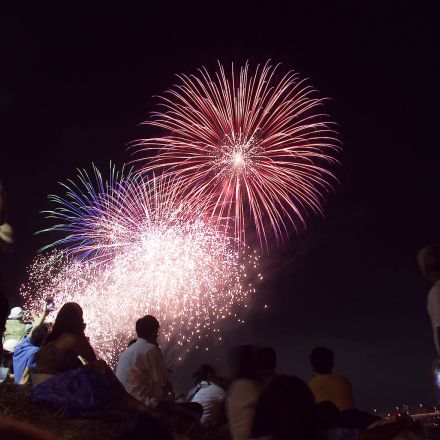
[34,302,95,375]
[32,302,146,416]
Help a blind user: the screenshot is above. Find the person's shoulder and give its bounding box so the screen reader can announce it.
[16,335,31,346]
[229,378,260,395]
[62,332,85,342]
[328,373,352,386]
[429,281,440,297]
[308,375,319,385]
[207,382,226,395]
[308,374,329,386]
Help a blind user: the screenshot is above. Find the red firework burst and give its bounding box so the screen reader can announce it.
[135,61,341,247]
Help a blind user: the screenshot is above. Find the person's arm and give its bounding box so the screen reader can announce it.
[19,367,30,385]
[76,337,97,362]
[146,347,169,398]
[28,304,49,338]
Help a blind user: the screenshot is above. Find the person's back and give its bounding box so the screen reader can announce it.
[3,307,26,353]
[251,375,319,440]
[226,345,261,440]
[35,333,92,375]
[188,364,226,427]
[308,346,355,412]
[116,315,168,407]
[34,303,96,378]
[308,373,354,411]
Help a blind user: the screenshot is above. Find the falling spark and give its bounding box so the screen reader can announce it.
[25,166,259,365]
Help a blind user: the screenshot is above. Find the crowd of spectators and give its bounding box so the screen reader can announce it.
[0,292,425,439]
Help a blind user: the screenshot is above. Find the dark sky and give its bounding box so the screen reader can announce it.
[1,4,439,410]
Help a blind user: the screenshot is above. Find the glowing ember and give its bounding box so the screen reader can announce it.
[23,166,260,365]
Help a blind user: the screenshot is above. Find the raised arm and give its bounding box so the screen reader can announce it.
[29,303,49,338]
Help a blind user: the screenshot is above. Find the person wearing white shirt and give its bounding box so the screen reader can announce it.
[116,315,168,407]
[187,364,226,427]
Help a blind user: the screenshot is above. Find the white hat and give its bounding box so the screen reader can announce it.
[8,307,23,319]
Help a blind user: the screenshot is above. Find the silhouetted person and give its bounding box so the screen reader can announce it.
[227,345,261,440]
[187,364,226,427]
[252,375,319,440]
[34,302,96,380]
[308,346,355,411]
[256,346,276,388]
[116,315,168,407]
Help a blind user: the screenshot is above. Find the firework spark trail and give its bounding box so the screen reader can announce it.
[135,61,341,247]
[25,167,260,365]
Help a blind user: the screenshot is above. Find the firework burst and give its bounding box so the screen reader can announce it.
[26,167,259,365]
[135,61,341,247]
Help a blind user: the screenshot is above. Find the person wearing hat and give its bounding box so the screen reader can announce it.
[3,306,26,353]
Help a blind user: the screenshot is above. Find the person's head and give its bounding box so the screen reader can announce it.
[8,306,24,320]
[310,346,334,374]
[418,245,440,283]
[251,375,319,440]
[30,325,48,347]
[256,346,277,374]
[45,302,85,344]
[229,344,257,381]
[192,364,216,385]
[136,315,160,342]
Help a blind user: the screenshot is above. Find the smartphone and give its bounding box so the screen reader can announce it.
[45,298,55,311]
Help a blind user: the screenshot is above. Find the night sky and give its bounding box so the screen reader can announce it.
[1,4,439,410]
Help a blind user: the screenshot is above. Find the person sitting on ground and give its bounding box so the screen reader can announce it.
[33,302,96,379]
[187,364,226,427]
[251,374,319,440]
[116,315,169,407]
[32,302,146,416]
[308,346,355,412]
[256,346,276,389]
[13,302,50,384]
[226,344,261,440]
[3,306,26,353]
